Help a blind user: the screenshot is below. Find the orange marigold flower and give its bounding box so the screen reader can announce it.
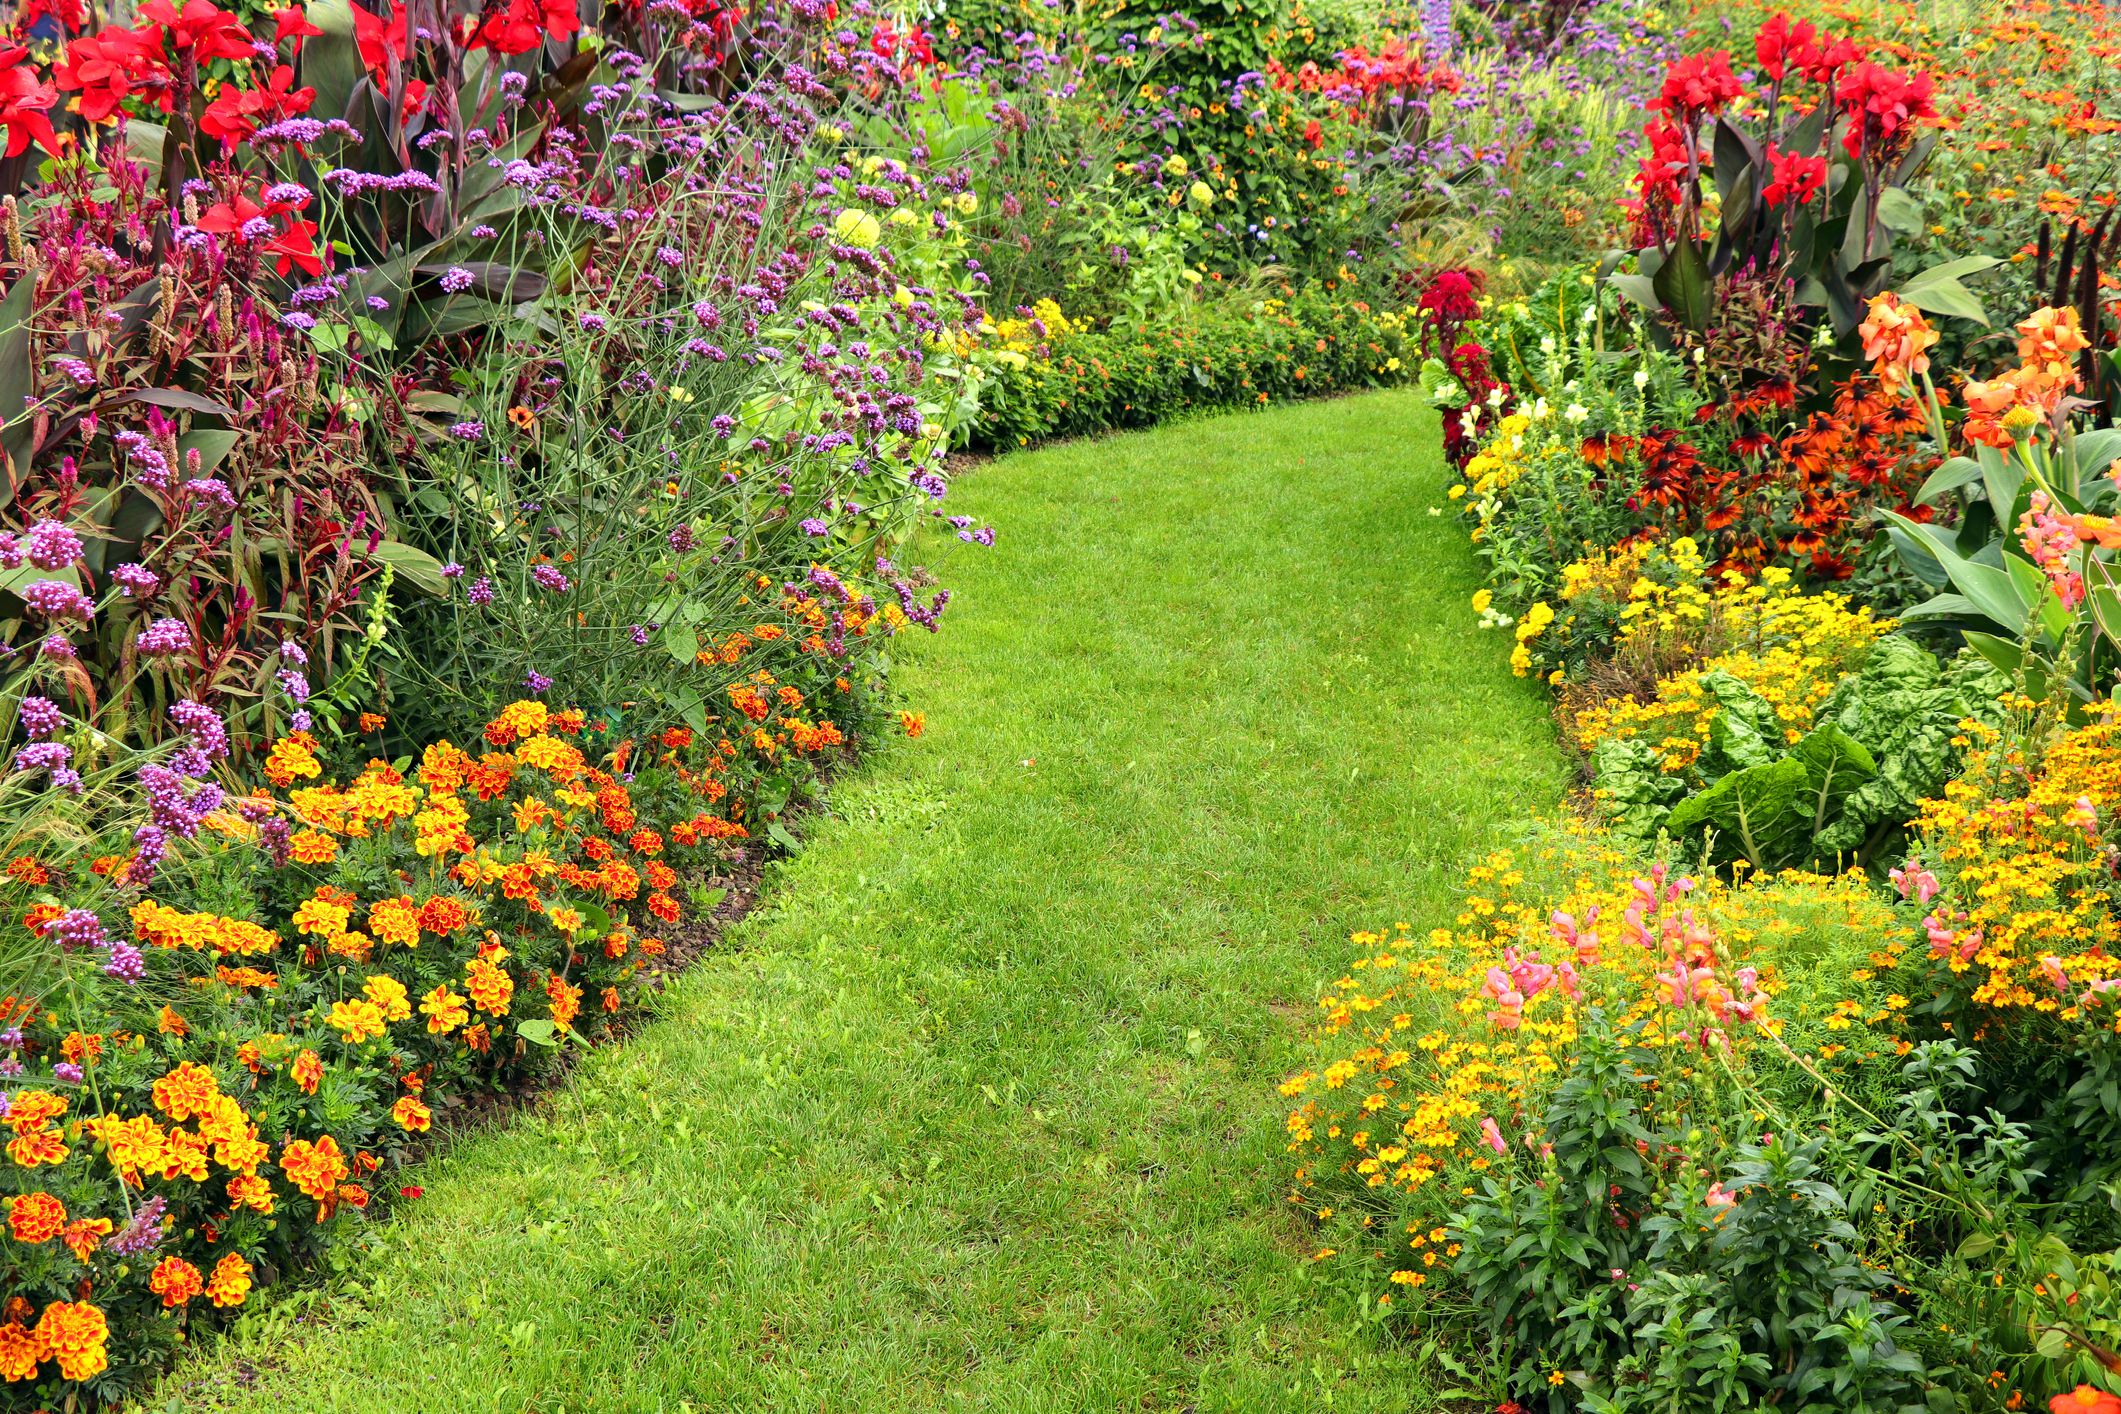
[6,1193,65,1244]
[279,1134,349,1204]
[291,1049,324,1094]
[391,1096,432,1132]
[420,984,470,1034]
[418,896,473,935]
[226,1175,275,1215]
[546,976,583,1031]
[289,829,340,865]
[367,895,422,948]
[6,1128,67,1169]
[466,957,514,1016]
[151,1060,221,1122]
[156,1005,190,1037]
[60,1217,110,1261]
[148,1255,204,1308]
[363,973,412,1023]
[206,1251,254,1308]
[0,1312,44,1382]
[328,998,388,1044]
[33,1300,108,1381]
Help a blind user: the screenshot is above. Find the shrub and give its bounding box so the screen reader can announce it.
[969,283,1416,447]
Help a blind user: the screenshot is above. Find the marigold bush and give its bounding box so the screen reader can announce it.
[0,693,795,1400]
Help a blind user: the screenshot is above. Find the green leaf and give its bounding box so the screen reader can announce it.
[1651,237,1713,333]
[0,275,34,489]
[1605,272,1660,313]
[1913,456,1982,505]
[369,539,450,597]
[1895,255,2002,325]
[766,821,803,854]
[1666,756,1811,872]
[1789,721,1877,851]
[516,1019,559,1048]
[1881,511,2029,635]
[1589,737,1687,846]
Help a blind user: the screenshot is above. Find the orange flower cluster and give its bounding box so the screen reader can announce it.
[1964,307,2092,449]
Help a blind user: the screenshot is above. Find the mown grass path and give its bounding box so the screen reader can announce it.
[172,390,1564,1413]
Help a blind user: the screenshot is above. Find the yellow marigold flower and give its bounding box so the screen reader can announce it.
[420,984,470,1035]
[328,999,388,1045]
[363,974,412,1023]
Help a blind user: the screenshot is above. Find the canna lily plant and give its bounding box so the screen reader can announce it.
[1606,13,1996,350]
[1877,296,2121,704]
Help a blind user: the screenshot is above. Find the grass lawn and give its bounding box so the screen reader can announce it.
[164,390,1565,1413]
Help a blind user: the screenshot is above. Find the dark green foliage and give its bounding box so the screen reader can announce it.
[971,286,1414,447]
[1596,637,2008,873]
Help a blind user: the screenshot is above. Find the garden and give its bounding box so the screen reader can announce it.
[0,0,2119,1409]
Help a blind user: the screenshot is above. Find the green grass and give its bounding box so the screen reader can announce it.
[163,390,1565,1413]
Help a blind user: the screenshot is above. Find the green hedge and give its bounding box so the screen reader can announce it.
[971,286,1417,449]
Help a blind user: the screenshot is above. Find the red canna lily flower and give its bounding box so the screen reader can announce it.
[56,27,171,123]
[0,46,60,160]
[272,4,324,51]
[199,63,315,145]
[138,0,258,61]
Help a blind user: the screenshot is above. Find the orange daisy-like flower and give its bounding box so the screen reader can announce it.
[291,1048,324,1094]
[391,1096,432,1133]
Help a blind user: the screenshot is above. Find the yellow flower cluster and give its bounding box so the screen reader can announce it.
[1570,558,1891,764]
[1282,827,1786,1209]
[1461,413,1531,498]
[1902,715,2121,1019]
